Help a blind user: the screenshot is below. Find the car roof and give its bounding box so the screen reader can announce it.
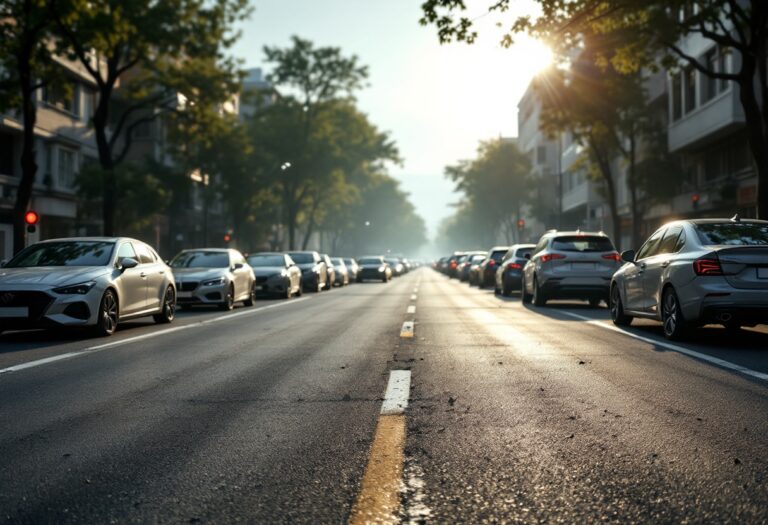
[546,230,608,237]
[248,252,284,256]
[37,236,130,243]
[685,218,768,225]
[488,246,509,251]
[179,248,230,253]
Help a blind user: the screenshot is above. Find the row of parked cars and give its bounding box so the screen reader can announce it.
[436,217,768,340]
[0,236,417,337]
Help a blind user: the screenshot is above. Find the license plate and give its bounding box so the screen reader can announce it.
[255,285,265,291]
[177,291,193,298]
[758,268,768,279]
[572,263,595,269]
[0,307,28,318]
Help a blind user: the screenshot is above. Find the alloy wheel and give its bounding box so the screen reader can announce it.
[98,290,118,336]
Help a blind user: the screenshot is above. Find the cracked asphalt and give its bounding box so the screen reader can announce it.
[1,268,767,523]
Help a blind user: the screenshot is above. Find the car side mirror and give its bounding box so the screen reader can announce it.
[120,257,139,270]
[621,250,636,263]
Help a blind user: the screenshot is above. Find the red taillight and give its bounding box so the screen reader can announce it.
[507,262,522,270]
[450,261,457,269]
[694,256,723,276]
[540,253,566,263]
[602,252,621,262]
[488,260,496,266]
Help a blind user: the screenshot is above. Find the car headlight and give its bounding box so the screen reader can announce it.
[202,277,226,286]
[280,269,289,277]
[378,266,385,272]
[53,281,96,295]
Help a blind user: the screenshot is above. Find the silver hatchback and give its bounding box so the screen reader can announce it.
[610,217,768,339]
[522,231,621,307]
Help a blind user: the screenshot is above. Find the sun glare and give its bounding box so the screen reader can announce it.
[514,37,554,76]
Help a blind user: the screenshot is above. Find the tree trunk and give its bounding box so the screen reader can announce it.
[589,139,622,250]
[12,41,38,255]
[738,54,768,219]
[627,131,641,249]
[92,86,117,236]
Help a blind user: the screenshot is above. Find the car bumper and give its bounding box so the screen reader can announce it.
[502,272,523,289]
[540,277,611,298]
[254,276,289,296]
[0,287,102,329]
[679,282,768,325]
[176,282,229,305]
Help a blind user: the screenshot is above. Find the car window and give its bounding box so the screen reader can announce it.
[6,241,115,267]
[674,230,687,252]
[636,228,665,260]
[694,222,768,245]
[134,243,156,264]
[515,247,533,259]
[171,251,230,268]
[490,250,506,262]
[534,238,548,254]
[551,236,614,252]
[248,254,285,267]
[117,242,138,265]
[657,225,683,255]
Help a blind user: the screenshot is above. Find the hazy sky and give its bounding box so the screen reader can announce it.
[232,0,544,238]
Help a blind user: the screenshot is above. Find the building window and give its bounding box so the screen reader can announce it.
[702,46,730,103]
[57,147,78,189]
[42,81,79,117]
[671,73,682,121]
[0,132,14,176]
[684,66,696,114]
[82,87,97,121]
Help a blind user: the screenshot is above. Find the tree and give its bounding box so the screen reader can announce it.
[262,36,369,249]
[52,0,249,236]
[444,138,532,245]
[0,0,60,254]
[421,0,768,218]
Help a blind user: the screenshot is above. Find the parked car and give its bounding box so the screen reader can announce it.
[356,256,392,282]
[343,258,360,281]
[446,252,466,278]
[246,252,302,299]
[170,248,255,310]
[460,252,486,282]
[287,251,327,293]
[610,217,768,339]
[468,256,486,286]
[386,257,405,277]
[478,246,510,288]
[0,237,176,336]
[320,254,336,289]
[332,258,350,286]
[522,231,621,307]
[494,244,536,296]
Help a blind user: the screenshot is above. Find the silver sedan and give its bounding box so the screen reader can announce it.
[610,217,768,339]
[0,237,176,336]
[170,249,255,310]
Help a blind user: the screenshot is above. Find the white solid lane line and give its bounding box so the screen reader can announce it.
[0,297,310,376]
[560,311,768,382]
[380,370,412,415]
[406,305,416,314]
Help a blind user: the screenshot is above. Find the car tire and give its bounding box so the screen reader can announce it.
[153,286,176,324]
[220,285,235,311]
[661,287,687,340]
[244,284,256,307]
[296,283,303,297]
[94,289,119,336]
[502,281,512,297]
[521,276,532,304]
[609,285,632,326]
[532,276,547,307]
[285,283,292,299]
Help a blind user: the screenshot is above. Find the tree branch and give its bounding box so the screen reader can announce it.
[663,40,741,81]
[113,112,164,165]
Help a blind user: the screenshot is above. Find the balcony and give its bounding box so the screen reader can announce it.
[668,85,744,152]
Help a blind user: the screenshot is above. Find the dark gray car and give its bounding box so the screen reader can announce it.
[246,253,302,299]
[287,251,327,293]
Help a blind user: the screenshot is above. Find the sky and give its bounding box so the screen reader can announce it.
[231,0,544,239]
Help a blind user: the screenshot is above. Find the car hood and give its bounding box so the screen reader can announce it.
[0,266,109,287]
[295,263,318,272]
[253,267,285,277]
[172,268,229,280]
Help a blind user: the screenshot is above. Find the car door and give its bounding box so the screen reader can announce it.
[286,255,300,292]
[115,242,147,315]
[231,252,250,300]
[134,242,164,310]
[642,225,683,314]
[628,228,665,312]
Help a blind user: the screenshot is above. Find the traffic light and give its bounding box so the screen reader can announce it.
[691,194,700,210]
[517,218,526,231]
[24,210,39,233]
[223,233,232,243]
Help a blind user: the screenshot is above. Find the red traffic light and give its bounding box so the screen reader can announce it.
[691,194,700,203]
[24,210,39,225]
[223,234,232,243]
[517,218,526,229]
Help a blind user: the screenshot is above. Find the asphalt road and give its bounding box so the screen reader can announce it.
[1,268,767,523]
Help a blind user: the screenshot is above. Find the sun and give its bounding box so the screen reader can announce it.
[514,36,554,76]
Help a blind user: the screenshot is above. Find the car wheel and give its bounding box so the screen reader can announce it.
[295,282,303,297]
[521,276,532,304]
[532,276,547,306]
[285,283,292,299]
[153,286,176,324]
[94,289,119,336]
[244,284,256,306]
[609,285,632,326]
[502,281,512,297]
[220,285,235,311]
[661,287,687,340]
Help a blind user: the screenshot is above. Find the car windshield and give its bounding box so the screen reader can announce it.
[247,255,285,267]
[358,258,382,265]
[471,255,485,262]
[515,248,533,258]
[171,251,230,268]
[386,258,400,265]
[551,236,615,252]
[694,222,768,246]
[5,241,115,267]
[288,253,315,264]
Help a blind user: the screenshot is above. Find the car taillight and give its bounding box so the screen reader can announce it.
[540,253,566,263]
[602,252,621,262]
[694,256,723,276]
[507,262,522,270]
[450,261,457,268]
[488,260,496,266]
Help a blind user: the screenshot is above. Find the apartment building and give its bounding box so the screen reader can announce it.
[0,56,99,260]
